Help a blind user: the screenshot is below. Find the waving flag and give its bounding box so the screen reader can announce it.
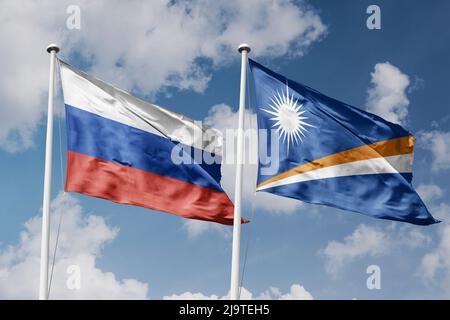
[249,59,438,225]
[59,60,234,224]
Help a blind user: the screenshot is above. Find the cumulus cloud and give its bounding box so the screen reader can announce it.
[258,284,313,300]
[419,221,450,293]
[0,1,64,151]
[183,219,230,239]
[163,283,313,300]
[0,193,148,299]
[430,203,450,222]
[163,288,251,300]
[366,62,411,125]
[417,184,444,203]
[322,223,431,275]
[322,224,388,275]
[418,201,450,293]
[397,227,433,249]
[0,0,326,152]
[418,130,450,171]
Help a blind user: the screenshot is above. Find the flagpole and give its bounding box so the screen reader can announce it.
[230,43,251,300]
[39,44,59,300]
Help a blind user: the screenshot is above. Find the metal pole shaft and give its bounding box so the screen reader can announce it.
[39,44,59,300]
[230,44,250,300]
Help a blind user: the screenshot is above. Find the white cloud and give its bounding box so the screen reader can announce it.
[0,0,326,152]
[0,192,314,299]
[398,227,432,249]
[322,223,431,275]
[418,130,450,171]
[417,202,450,293]
[430,203,450,222]
[419,221,450,293]
[322,224,388,275]
[164,291,221,300]
[0,193,148,299]
[183,219,230,239]
[0,1,64,152]
[163,283,313,300]
[417,183,444,203]
[366,62,411,125]
[259,284,313,300]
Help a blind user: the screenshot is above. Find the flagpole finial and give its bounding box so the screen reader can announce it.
[46,44,60,54]
[238,43,251,53]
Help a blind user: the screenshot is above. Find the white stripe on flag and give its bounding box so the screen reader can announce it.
[59,61,222,155]
[256,154,413,191]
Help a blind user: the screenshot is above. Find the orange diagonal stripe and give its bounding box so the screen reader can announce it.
[257,136,414,189]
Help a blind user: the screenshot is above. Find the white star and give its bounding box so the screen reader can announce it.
[262,84,315,151]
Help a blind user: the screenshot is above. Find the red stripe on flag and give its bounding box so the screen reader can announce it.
[65,151,235,225]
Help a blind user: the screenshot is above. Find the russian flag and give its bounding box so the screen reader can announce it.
[59,60,235,225]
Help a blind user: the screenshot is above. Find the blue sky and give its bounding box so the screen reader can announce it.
[0,0,450,299]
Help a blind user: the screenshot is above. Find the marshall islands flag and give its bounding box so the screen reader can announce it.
[59,60,234,225]
[249,59,438,225]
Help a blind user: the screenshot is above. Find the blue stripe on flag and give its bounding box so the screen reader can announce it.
[261,173,437,225]
[65,104,223,192]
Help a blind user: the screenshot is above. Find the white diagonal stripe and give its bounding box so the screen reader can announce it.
[257,154,413,191]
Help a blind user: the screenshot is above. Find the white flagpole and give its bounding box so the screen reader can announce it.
[230,43,251,300]
[39,44,59,300]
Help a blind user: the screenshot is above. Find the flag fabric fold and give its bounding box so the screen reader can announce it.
[59,60,234,224]
[249,59,438,225]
